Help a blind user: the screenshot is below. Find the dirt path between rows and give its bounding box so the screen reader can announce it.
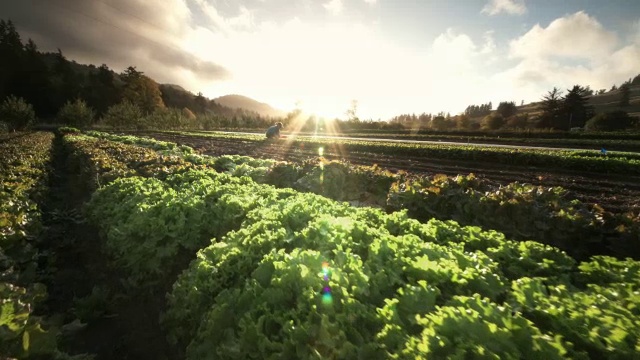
[141,132,640,214]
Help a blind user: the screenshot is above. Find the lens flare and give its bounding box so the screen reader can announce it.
[321,261,333,306]
[322,264,330,281]
[318,147,324,156]
[322,292,333,305]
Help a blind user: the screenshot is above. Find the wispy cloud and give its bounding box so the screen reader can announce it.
[481,0,527,16]
[324,0,343,15]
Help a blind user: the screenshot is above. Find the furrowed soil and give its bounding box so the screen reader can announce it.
[140,132,640,214]
[37,133,176,360]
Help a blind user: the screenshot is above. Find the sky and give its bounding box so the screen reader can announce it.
[2,0,640,119]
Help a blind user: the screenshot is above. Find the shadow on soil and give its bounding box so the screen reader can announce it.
[36,132,179,360]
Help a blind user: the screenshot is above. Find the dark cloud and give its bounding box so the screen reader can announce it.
[0,0,230,83]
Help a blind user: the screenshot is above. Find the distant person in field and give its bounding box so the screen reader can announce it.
[266,122,283,139]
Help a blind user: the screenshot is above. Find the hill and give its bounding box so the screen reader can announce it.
[516,84,640,120]
[38,51,281,119]
[214,94,286,118]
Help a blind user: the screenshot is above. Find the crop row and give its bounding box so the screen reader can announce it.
[61,132,205,188]
[168,130,640,174]
[307,129,640,141]
[62,131,640,359]
[300,131,640,151]
[0,132,56,358]
[86,131,640,260]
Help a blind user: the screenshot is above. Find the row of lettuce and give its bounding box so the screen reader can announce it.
[0,132,63,358]
[278,131,640,152]
[83,130,640,261]
[58,130,640,359]
[166,130,640,174]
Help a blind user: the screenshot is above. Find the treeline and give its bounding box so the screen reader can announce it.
[537,82,638,131]
[388,102,526,132]
[389,78,639,133]
[0,19,277,132]
[464,102,492,118]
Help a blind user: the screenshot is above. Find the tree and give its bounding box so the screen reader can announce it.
[83,64,120,115]
[121,66,165,114]
[562,85,594,129]
[56,99,95,128]
[0,95,35,131]
[619,83,630,107]
[481,113,504,130]
[585,111,635,131]
[18,39,54,117]
[455,114,472,130]
[496,101,517,118]
[430,115,452,130]
[583,86,594,96]
[345,99,359,122]
[50,49,83,111]
[101,101,144,130]
[193,92,208,114]
[0,20,25,102]
[464,102,491,118]
[537,87,563,129]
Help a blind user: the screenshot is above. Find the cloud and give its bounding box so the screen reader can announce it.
[432,29,477,72]
[509,11,617,61]
[481,0,527,16]
[2,1,636,120]
[192,0,255,33]
[364,0,377,4]
[480,30,496,54]
[0,0,231,85]
[323,0,343,15]
[496,12,640,101]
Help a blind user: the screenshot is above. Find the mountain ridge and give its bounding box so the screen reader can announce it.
[213,94,286,118]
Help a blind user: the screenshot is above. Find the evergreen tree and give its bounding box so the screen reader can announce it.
[537,87,563,129]
[19,39,54,117]
[496,101,517,118]
[50,49,83,111]
[121,66,165,114]
[619,83,630,107]
[83,64,120,115]
[194,92,207,114]
[0,20,24,102]
[562,85,593,129]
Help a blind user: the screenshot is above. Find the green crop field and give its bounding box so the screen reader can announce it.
[2,128,639,359]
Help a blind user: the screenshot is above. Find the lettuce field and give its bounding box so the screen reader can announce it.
[1,128,639,359]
